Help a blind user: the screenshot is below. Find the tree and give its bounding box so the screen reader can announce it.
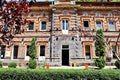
[28,38,37,59]
[95,29,105,57]
[28,38,37,69]
[0,0,29,46]
[94,29,106,69]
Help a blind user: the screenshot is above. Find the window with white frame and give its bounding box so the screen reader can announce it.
[96,21,102,30]
[62,20,68,30]
[83,12,88,16]
[109,21,115,31]
[28,22,34,30]
[41,21,46,30]
[96,12,100,17]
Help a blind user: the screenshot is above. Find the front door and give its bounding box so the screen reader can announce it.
[62,45,69,66]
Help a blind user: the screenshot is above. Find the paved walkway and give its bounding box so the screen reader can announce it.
[49,66,116,69]
[3,66,116,69]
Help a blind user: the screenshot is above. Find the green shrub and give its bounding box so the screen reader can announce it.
[95,58,105,69]
[8,62,17,68]
[115,60,120,69]
[28,60,37,69]
[0,69,119,80]
[0,61,2,68]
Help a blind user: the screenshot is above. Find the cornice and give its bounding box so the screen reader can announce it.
[29,5,120,11]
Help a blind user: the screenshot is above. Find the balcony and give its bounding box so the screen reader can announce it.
[84,27,90,31]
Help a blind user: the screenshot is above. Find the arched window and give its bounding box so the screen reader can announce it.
[108,13,112,17]
[83,12,88,16]
[96,12,100,17]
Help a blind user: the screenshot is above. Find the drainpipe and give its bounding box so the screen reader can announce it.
[50,8,54,62]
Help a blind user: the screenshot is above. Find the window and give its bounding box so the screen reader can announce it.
[41,21,46,30]
[83,12,88,16]
[63,11,67,15]
[109,21,115,31]
[96,21,102,30]
[96,13,100,17]
[0,45,6,59]
[42,12,46,17]
[13,45,18,59]
[40,45,45,56]
[62,20,68,30]
[62,20,69,34]
[28,22,34,30]
[108,13,112,17]
[84,21,89,31]
[26,45,30,56]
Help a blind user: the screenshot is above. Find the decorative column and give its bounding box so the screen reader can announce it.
[5,46,11,59]
[82,44,85,58]
[91,43,95,58]
[19,38,24,59]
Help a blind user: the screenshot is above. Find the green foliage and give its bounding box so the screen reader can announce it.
[28,38,37,59]
[95,58,106,69]
[8,62,17,68]
[95,29,105,57]
[77,0,96,2]
[28,60,37,69]
[115,60,120,69]
[0,69,119,80]
[95,29,106,69]
[0,61,2,68]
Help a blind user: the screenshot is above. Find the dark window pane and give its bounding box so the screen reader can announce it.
[62,20,65,30]
[62,45,69,48]
[40,45,45,56]
[66,20,68,30]
[0,45,6,59]
[84,21,89,30]
[29,22,34,30]
[26,45,30,56]
[13,45,18,59]
[41,22,46,30]
[84,21,89,27]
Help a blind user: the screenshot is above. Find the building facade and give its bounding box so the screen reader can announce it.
[0,1,120,66]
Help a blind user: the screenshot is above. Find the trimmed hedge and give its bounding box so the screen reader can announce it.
[0,69,119,80]
[28,60,37,69]
[8,62,17,68]
[115,60,120,69]
[0,61,2,68]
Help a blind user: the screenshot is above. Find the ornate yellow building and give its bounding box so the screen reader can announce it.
[0,0,120,66]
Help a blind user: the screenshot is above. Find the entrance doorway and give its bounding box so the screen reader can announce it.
[85,45,91,59]
[62,45,69,66]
